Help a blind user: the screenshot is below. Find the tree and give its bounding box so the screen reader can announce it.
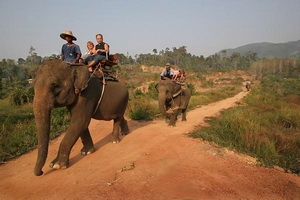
[152,49,157,55]
[230,52,241,70]
[27,46,42,66]
[29,46,35,56]
[18,58,26,65]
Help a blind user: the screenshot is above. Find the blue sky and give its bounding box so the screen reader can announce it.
[0,0,300,60]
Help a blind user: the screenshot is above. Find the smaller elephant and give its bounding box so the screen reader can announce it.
[246,81,252,91]
[156,79,191,126]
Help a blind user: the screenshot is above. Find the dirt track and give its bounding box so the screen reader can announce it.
[1,90,299,200]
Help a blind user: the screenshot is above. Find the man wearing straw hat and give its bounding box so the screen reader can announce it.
[160,63,174,80]
[60,30,82,63]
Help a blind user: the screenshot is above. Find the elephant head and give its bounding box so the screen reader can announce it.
[33,59,90,176]
[156,79,182,115]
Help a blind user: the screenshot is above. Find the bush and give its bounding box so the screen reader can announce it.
[128,96,157,120]
[187,83,196,95]
[147,82,158,99]
[9,85,34,106]
[0,107,70,163]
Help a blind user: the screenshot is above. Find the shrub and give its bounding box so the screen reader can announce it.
[187,83,196,95]
[0,107,70,163]
[9,85,34,106]
[134,88,144,96]
[128,96,157,120]
[147,82,158,99]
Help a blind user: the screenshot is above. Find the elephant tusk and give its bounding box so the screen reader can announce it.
[173,89,183,98]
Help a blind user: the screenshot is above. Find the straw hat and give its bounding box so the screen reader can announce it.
[165,63,171,67]
[60,30,77,41]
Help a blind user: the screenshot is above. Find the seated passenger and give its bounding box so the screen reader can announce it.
[82,41,98,71]
[87,34,109,70]
[173,69,186,82]
[82,41,97,60]
[161,63,174,80]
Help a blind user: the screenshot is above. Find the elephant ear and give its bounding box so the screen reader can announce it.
[72,66,90,94]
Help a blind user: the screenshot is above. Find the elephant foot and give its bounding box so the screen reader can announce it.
[110,132,121,143]
[111,138,120,144]
[121,128,130,135]
[34,169,44,176]
[165,118,170,123]
[49,160,69,169]
[81,146,96,155]
[111,136,120,144]
[168,124,176,127]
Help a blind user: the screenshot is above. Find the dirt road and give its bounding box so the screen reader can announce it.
[1,91,299,200]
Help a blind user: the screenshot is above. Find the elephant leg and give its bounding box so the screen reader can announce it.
[120,117,130,135]
[168,114,176,127]
[181,109,187,121]
[165,115,170,123]
[50,133,79,169]
[179,99,188,109]
[50,119,90,169]
[111,118,121,143]
[80,128,96,155]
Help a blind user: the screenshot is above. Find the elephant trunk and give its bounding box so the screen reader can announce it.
[158,93,167,116]
[33,93,52,176]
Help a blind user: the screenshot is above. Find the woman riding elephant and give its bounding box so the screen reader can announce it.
[156,79,191,126]
[33,59,129,176]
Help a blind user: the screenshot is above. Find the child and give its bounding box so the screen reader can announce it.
[82,41,97,64]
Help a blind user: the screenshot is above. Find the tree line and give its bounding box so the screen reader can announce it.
[1,45,300,103]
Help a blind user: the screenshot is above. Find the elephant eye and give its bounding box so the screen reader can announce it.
[51,83,62,95]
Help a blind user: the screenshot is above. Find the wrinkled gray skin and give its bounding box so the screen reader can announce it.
[156,79,191,126]
[33,59,129,176]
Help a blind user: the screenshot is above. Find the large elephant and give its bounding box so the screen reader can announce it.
[156,79,191,126]
[33,59,129,176]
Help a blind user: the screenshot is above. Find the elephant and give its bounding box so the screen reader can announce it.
[32,59,129,176]
[156,79,191,126]
[246,81,252,91]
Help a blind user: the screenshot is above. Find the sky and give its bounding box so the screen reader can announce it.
[0,0,300,60]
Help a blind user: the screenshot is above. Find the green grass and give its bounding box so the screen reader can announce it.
[0,97,70,163]
[190,76,300,174]
[188,86,241,109]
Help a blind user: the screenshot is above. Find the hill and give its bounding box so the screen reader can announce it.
[220,39,300,58]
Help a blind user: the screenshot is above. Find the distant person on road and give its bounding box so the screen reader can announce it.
[246,80,252,91]
[161,63,174,80]
[60,30,81,63]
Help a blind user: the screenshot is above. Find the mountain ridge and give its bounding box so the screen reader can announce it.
[220,39,300,58]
